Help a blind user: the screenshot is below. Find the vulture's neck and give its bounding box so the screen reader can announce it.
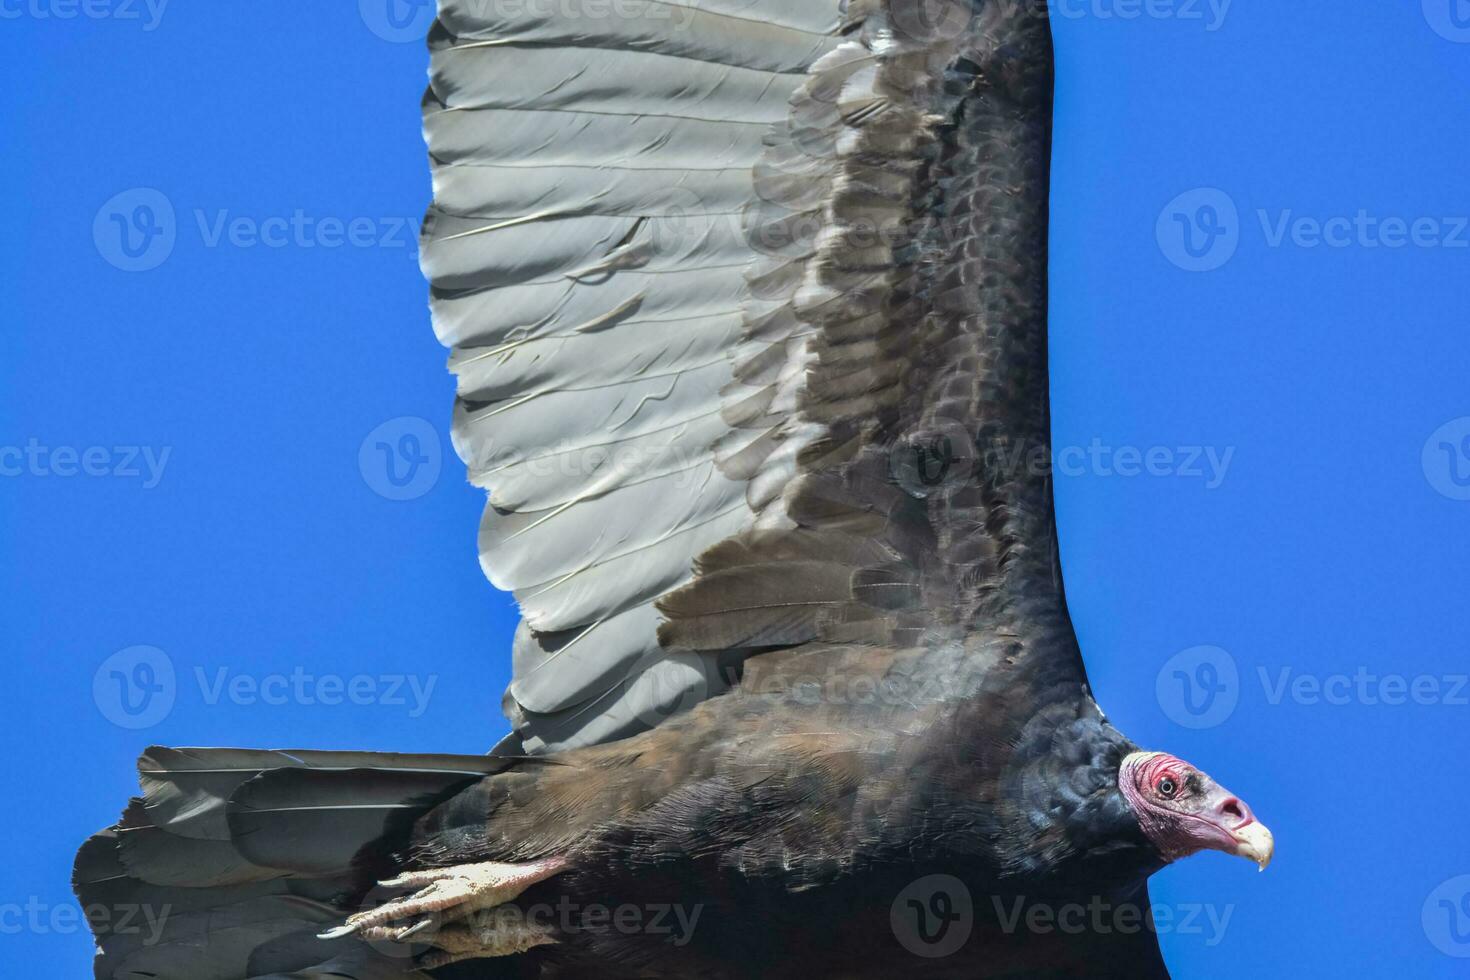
[919,682,1165,892]
[1001,700,1161,886]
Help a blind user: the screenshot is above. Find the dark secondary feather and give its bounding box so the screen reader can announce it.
[659,2,1081,679]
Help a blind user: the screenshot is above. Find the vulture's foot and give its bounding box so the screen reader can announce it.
[318,857,568,945]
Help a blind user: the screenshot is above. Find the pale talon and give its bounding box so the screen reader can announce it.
[358,922,437,944]
[381,868,450,889]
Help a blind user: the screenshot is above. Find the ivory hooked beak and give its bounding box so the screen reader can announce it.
[1231,821,1275,871]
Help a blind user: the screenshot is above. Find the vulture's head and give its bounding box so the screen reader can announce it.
[1119,751,1275,870]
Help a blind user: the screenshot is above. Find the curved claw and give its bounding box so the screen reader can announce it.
[357,920,438,944]
[317,857,568,943]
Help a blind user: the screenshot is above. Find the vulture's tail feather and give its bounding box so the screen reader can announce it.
[74,746,512,980]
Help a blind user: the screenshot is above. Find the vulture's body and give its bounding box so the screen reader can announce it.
[76,2,1273,977]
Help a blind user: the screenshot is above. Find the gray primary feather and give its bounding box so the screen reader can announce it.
[426,0,1083,755]
[426,0,849,753]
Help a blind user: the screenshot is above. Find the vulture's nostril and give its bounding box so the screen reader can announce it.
[1216,796,1251,827]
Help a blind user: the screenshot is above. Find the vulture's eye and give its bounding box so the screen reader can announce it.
[1156,777,1178,799]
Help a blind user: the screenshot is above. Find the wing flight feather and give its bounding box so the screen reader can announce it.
[422,0,1085,754]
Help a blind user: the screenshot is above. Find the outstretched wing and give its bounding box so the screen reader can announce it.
[423,0,1089,754]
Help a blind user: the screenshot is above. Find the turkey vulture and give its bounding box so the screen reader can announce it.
[74,1,1273,977]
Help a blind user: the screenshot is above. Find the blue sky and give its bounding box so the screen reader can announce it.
[3,2,1469,976]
